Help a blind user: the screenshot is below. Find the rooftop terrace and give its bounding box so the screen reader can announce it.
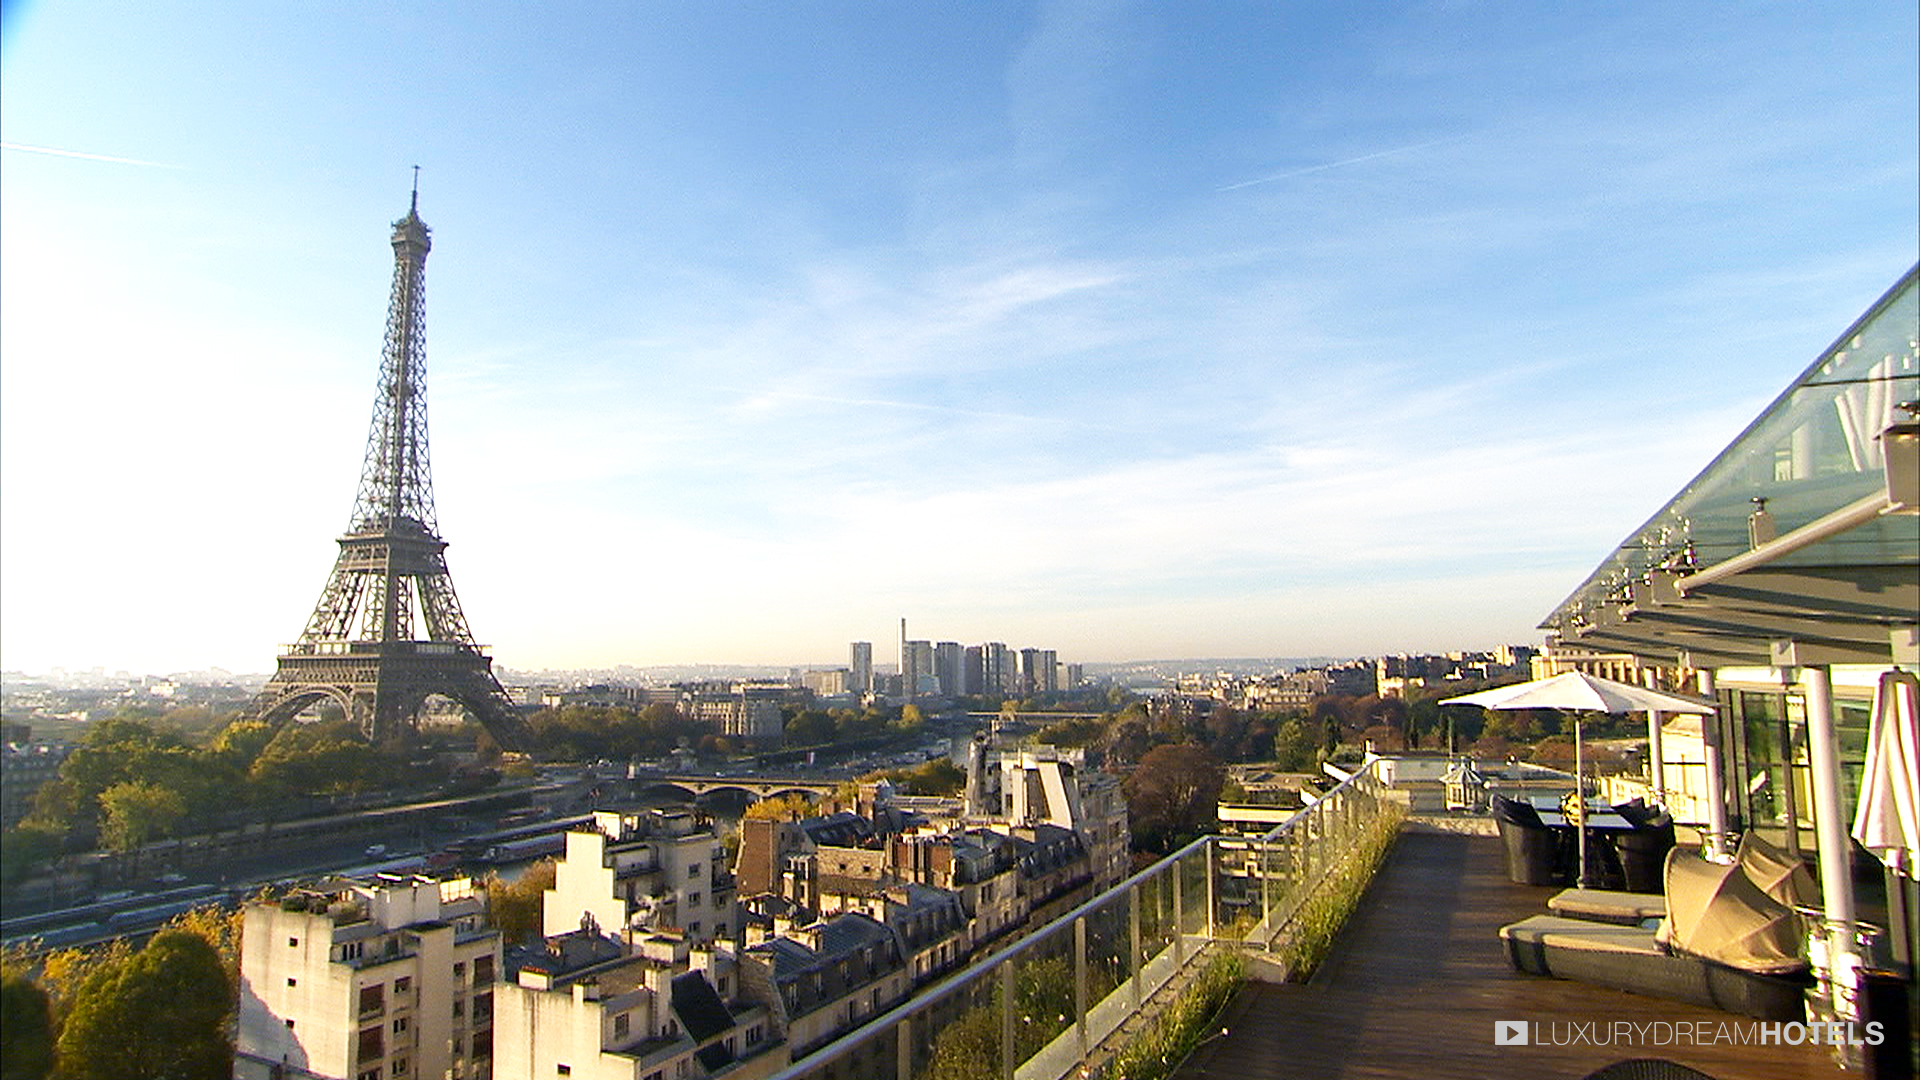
[1177,828,1845,1080]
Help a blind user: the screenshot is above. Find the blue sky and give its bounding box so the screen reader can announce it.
[3,2,1915,676]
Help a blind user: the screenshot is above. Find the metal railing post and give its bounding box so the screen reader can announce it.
[1129,882,1143,1009]
[1173,854,1186,966]
[1204,837,1217,939]
[896,1013,912,1080]
[1074,914,1089,1060]
[1260,835,1273,944]
[1000,958,1016,1080]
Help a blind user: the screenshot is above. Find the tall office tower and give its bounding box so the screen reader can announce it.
[905,641,936,697]
[1016,648,1043,696]
[1036,650,1059,693]
[243,188,528,750]
[963,646,986,695]
[850,641,873,695]
[934,642,965,697]
[981,642,1011,696]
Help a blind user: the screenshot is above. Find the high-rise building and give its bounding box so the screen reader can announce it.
[904,641,936,698]
[980,643,1011,696]
[962,646,985,696]
[849,642,873,696]
[933,642,964,697]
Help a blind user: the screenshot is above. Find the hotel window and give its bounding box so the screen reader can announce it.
[472,992,492,1022]
[688,864,701,880]
[613,1012,630,1038]
[394,976,412,996]
[473,955,495,984]
[392,1058,408,1076]
[392,1016,409,1035]
[471,1030,492,1059]
[453,961,466,982]
[359,984,385,1017]
[357,1071,380,1080]
[357,1026,384,1062]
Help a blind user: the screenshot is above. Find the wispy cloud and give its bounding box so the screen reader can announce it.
[0,141,182,169]
[1217,135,1468,192]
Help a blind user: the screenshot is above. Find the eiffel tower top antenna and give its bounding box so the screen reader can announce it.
[411,165,419,213]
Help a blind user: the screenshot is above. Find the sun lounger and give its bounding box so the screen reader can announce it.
[1499,914,1808,1020]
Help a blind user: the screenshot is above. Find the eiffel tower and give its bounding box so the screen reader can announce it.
[247,184,531,750]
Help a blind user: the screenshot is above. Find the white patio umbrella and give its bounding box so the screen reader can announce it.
[1442,672,1717,887]
[1852,670,1919,971]
[1852,670,1919,874]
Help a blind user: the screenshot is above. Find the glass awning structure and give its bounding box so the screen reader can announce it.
[1542,264,1920,669]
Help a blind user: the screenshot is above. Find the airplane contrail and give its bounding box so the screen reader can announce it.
[1217,134,1466,192]
[1,141,182,169]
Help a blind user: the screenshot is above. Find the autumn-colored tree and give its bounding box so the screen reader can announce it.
[742,793,815,822]
[1122,743,1226,854]
[55,929,232,1080]
[165,903,248,993]
[484,859,558,946]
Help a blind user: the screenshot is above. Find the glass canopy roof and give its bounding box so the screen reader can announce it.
[1542,264,1920,668]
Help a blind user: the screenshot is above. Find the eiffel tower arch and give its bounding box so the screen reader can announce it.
[246,186,532,751]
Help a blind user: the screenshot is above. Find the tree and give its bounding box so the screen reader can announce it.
[56,929,232,1080]
[97,781,187,853]
[784,709,835,746]
[484,859,557,946]
[1,968,55,1080]
[1271,718,1318,773]
[742,793,814,822]
[0,822,65,888]
[1122,743,1226,854]
[165,903,248,992]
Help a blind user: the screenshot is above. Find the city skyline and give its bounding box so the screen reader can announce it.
[3,4,1916,677]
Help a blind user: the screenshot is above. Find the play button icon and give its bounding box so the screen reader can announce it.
[1495,1020,1529,1046]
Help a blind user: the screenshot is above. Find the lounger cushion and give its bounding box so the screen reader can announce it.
[1547,888,1668,925]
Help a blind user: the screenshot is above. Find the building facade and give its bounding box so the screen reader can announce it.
[236,875,501,1080]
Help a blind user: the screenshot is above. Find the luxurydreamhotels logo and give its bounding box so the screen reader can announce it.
[1495,1019,1886,1049]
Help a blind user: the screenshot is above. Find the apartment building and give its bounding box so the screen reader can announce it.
[543,810,735,948]
[737,912,909,1060]
[493,930,780,1080]
[236,874,500,1080]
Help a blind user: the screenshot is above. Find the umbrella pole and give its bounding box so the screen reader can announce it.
[1575,716,1587,889]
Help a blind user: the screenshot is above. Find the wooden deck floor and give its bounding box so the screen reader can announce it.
[1176,829,1851,1080]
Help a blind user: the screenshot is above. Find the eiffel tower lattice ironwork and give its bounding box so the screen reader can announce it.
[247,188,530,750]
